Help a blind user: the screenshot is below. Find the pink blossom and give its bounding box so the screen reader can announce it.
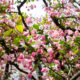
[0,19,5,24]
[68,30,73,35]
[42,40,45,45]
[41,35,45,40]
[47,48,53,54]
[54,60,60,65]
[29,67,33,72]
[75,31,79,36]
[23,32,28,36]
[17,58,22,63]
[75,64,80,69]
[28,60,32,65]
[0,47,2,51]
[32,52,36,57]
[33,37,38,40]
[41,68,48,73]
[52,31,59,38]
[31,29,37,36]
[25,17,32,24]
[41,58,47,63]
[61,32,66,36]
[27,73,32,79]
[19,53,24,59]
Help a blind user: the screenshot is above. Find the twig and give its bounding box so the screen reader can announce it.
[17,0,29,29]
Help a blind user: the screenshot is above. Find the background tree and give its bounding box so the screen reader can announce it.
[0,0,80,80]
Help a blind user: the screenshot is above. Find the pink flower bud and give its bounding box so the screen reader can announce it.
[0,47,2,51]
[27,73,32,79]
[32,52,36,57]
[41,35,45,40]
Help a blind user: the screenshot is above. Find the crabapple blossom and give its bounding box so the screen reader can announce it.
[41,68,48,73]
[32,52,36,57]
[27,73,32,79]
[47,48,53,54]
[25,17,32,24]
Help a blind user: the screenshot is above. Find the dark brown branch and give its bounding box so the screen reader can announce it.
[4,63,9,80]
[43,0,48,7]
[51,16,80,32]
[70,71,80,80]
[17,0,29,29]
[9,61,36,80]
[0,39,14,54]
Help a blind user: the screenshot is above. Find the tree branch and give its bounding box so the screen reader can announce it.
[17,0,29,29]
[70,71,80,80]
[43,0,48,7]
[0,38,14,54]
[9,61,36,80]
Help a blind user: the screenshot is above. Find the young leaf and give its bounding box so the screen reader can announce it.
[4,29,13,37]
[16,25,23,33]
[59,41,65,44]
[13,38,21,46]
[33,24,39,30]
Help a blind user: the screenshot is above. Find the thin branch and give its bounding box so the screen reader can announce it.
[17,0,29,29]
[70,71,80,80]
[9,61,36,80]
[43,0,48,7]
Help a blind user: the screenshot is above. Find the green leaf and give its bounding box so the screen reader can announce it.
[28,35,34,38]
[49,63,55,67]
[59,41,65,44]
[4,29,13,37]
[59,50,66,55]
[13,38,21,46]
[30,41,35,45]
[74,37,80,46]
[31,0,34,1]
[21,36,29,42]
[34,64,38,70]
[33,24,39,30]
[0,52,4,57]
[16,25,23,33]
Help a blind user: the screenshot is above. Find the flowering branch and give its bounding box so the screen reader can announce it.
[9,61,36,80]
[43,0,80,32]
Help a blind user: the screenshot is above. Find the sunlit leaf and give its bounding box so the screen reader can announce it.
[16,25,23,33]
[4,29,13,37]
